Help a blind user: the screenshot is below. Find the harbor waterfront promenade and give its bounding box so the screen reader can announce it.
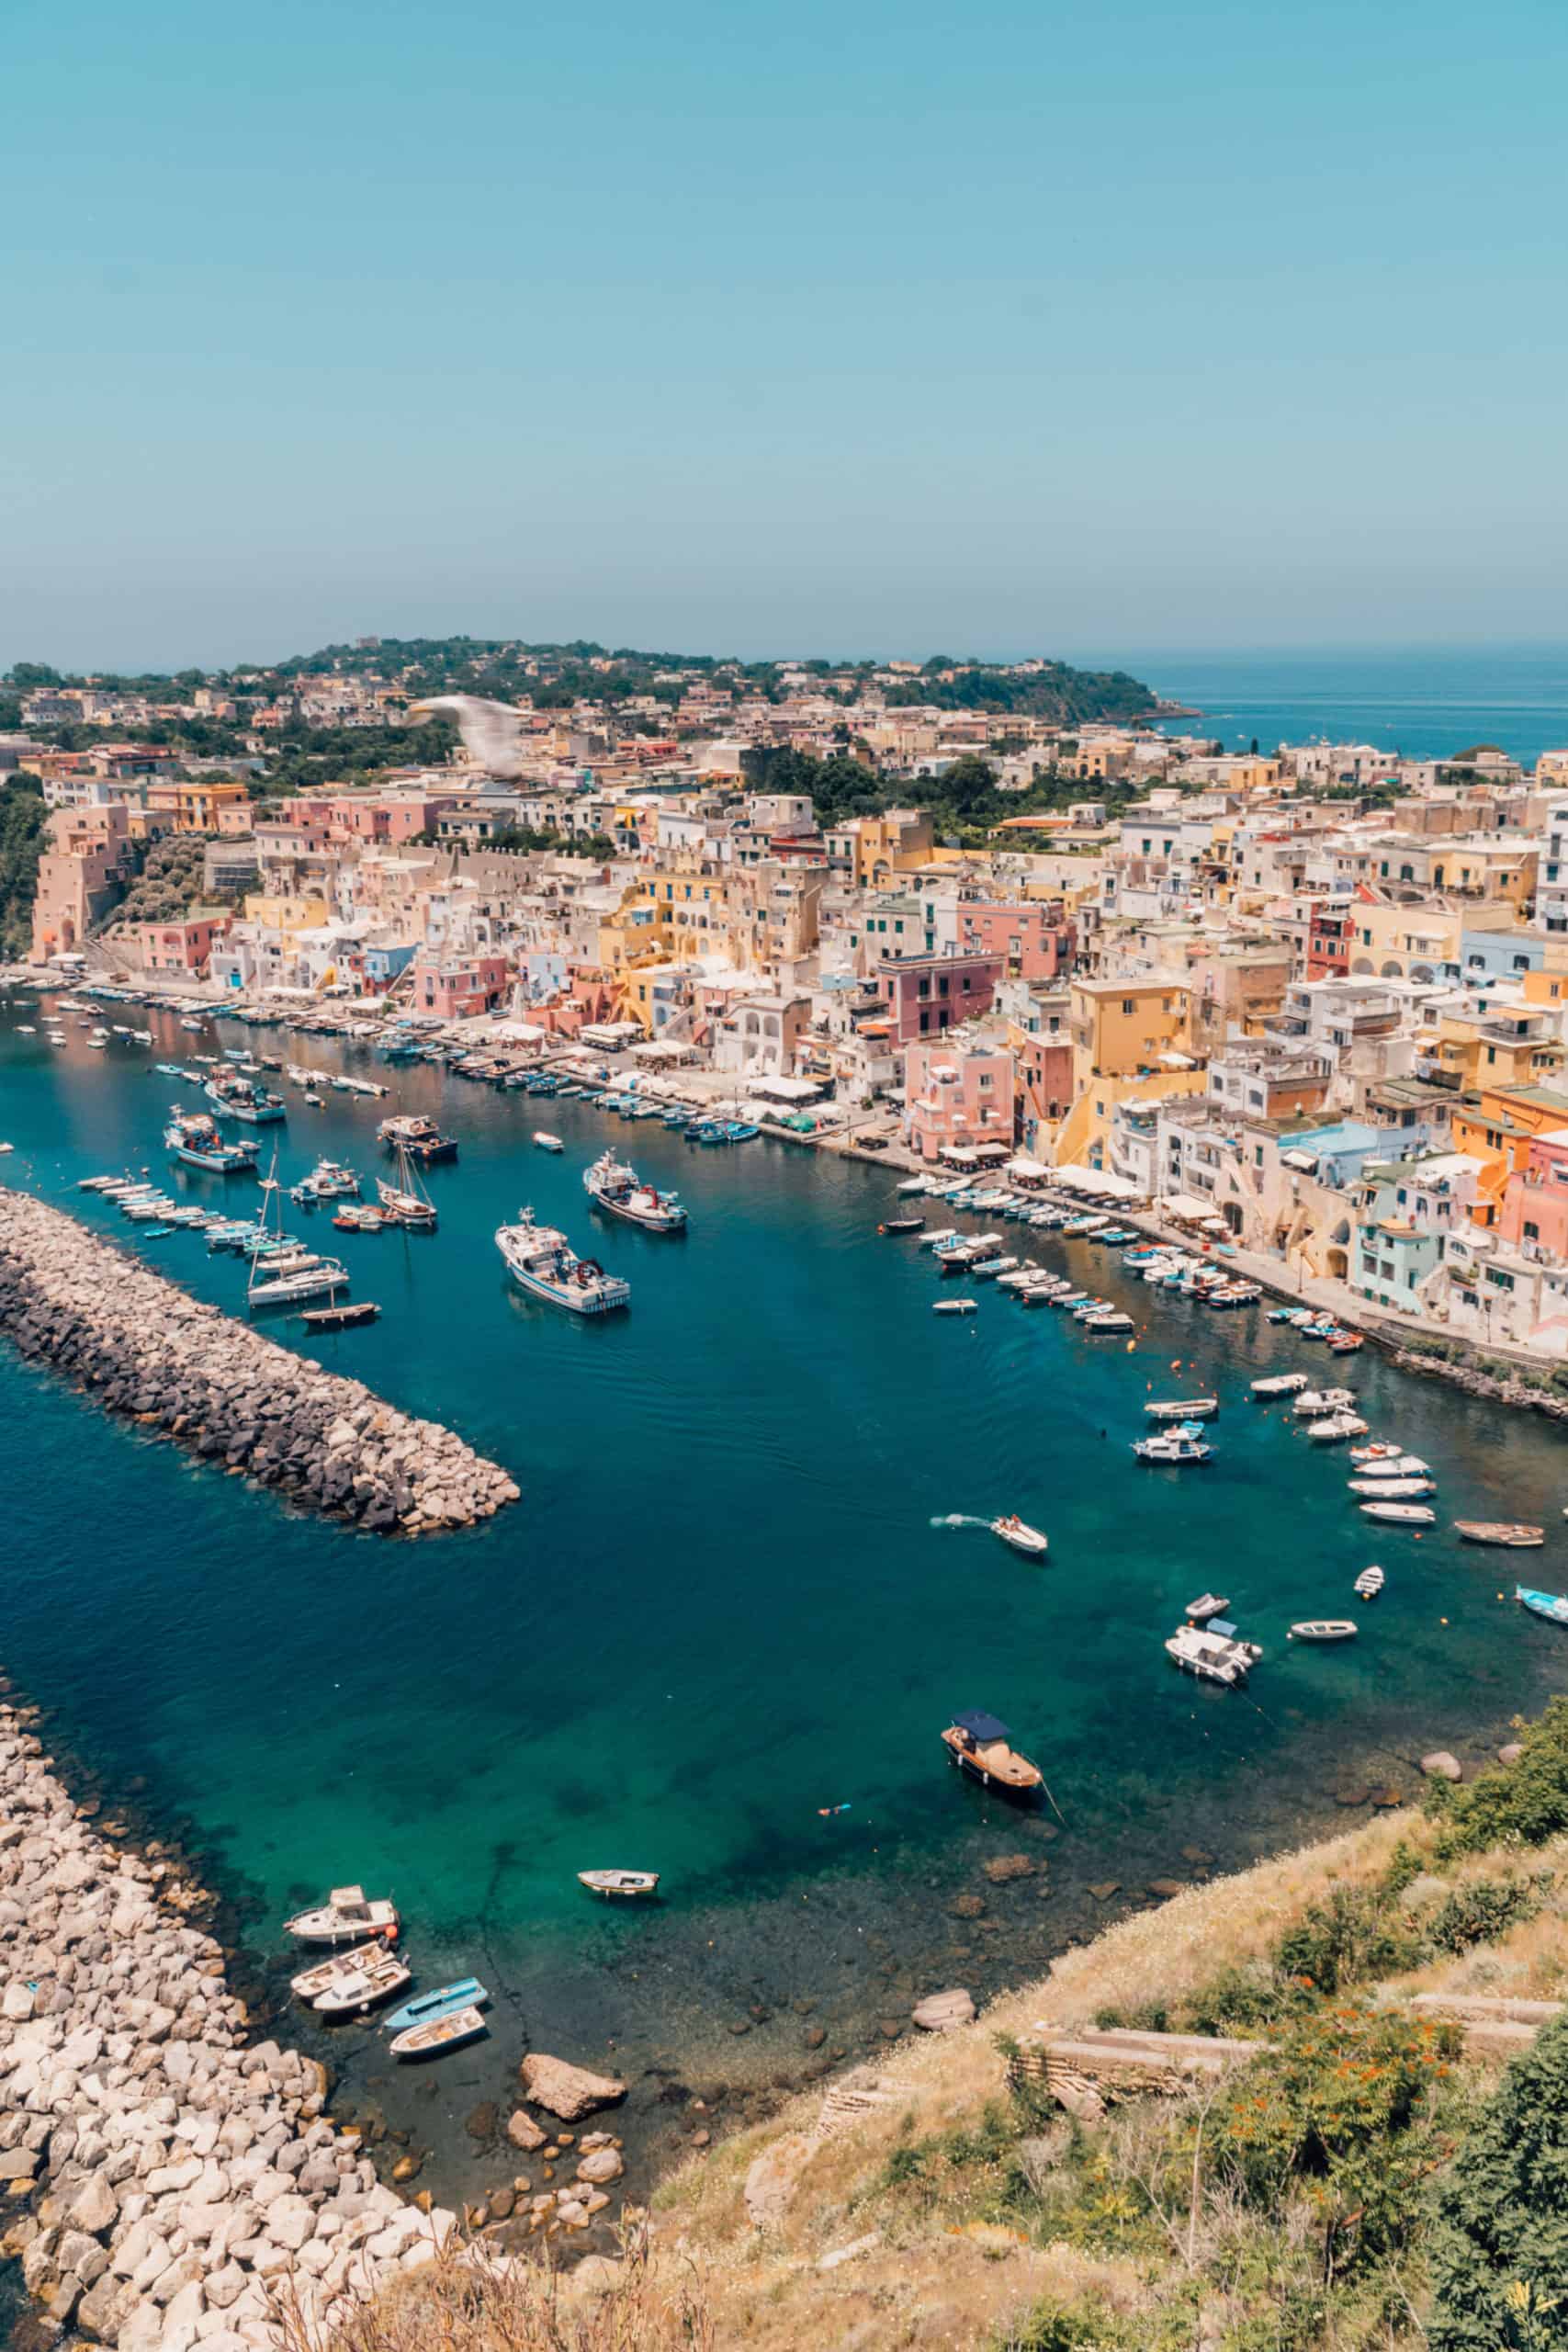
[0,1689,463,2347]
[0,1188,518,1536]
[3,997,1568,2290]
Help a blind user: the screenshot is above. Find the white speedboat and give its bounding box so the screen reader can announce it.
[1251,1373,1310,1397]
[583,1150,686,1232]
[932,1297,977,1316]
[1350,1453,1430,1478]
[1292,1387,1358,1419]
[991,1515,1048,1556]
[1134,1431,1213,1464]
[496,1208,630,1314]
[1166,1622,1261,1687]
[284,1885,399,1946]
[1359,1501,1437,1527]
[1347,1476,1434,1499]
[1305,1413,1369,1442]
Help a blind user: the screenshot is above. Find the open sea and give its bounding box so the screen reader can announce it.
[1,1001,1567,2212]
[1131,644,1568,764]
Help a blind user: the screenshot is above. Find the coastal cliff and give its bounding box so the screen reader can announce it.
[0,1186,518,1534]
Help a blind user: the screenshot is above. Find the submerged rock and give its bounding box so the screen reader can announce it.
[518,2054,627,2122]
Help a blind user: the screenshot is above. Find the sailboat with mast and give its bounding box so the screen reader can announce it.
[245,1156,351,1313]
[376,1136,438,1232]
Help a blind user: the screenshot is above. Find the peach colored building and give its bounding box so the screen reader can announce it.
[1498,1127,1568,1261]
[29,804,137,962]
[902,1039,1016,1164]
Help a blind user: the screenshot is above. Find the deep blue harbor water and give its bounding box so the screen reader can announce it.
[1132,644,1568,763]
[1,999,1566,2196]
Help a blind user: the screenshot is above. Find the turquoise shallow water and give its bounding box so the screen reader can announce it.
[1,1000,1566,2194]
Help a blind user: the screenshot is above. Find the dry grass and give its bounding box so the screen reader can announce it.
[300,1804,1564,2349]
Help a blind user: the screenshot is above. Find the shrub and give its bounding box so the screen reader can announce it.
[1272,1883,1425,1995]
[1430,1699,1568,1860]
[1212,2002,1460,2269]
[1428,1873,1548,1955]
[1429,2011,1568,2349]
[995,2298,1141,2351]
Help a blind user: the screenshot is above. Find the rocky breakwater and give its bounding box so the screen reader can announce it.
[0,1186,519,1534]
[0,1699,462,2349]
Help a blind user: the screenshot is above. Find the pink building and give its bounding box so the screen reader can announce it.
[958,901,1073,984]
[137,914,230,976]
[412,952,511,1018]
[1499,1127,1568,1261]
[902,1040,1016,1164]
[876,950,1002,1046]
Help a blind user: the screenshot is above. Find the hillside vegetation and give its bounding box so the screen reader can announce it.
[0,776,47,958]
[306,1702,1568,2352]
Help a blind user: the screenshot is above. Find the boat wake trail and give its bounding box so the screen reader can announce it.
[931,1512,990,1531]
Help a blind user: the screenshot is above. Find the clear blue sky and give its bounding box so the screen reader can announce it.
[6,0,1566,672]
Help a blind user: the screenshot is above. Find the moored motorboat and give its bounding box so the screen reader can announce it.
[932,1297,977,1316]
[533,1131,564,1153]
[1359,1501,1437,1527]
[1353,1566,1385,1599]
[1165,1621,1261,1687]
[299,1301,381,1330]
[576,1870,661,1899]
[991,1515,1048,1556]
[879,1216,926,1236]
[164,1111,259,1175]
[583,1150,686,1232]
[1133,1430,1213,1464]
[1184,1592,1230,1621]
[377,1114,457,1164]
[1456,1521,1545,1548]
[1288,1619,1358,1643]
[496,1207,630,1314]
[291,1942,411,2016]
[389,2005,489,2060]
[1251,1372,1310,1397]
[940,1711,1043,1795]
[283,1885,398,1946]
[1145,1397,1218,1421]
[1347,1476,1434,1499]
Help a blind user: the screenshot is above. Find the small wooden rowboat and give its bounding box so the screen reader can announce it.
[1353,1566,1385,1599]
[382,1978,488,2035]
[577,1869,661,1899]
[389,2004,490,2060]
[941,1712,1043,1794]
[1288,1620,1358,1643]
[1456,1521,1545,1549]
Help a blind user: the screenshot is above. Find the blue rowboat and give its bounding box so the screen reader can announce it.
[1517,1587,1568,1627]
[381,1978,488,2036]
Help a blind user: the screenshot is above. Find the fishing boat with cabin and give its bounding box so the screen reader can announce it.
[164,1111,259,1175]
[495,1207,631,1315]
[376,1114,457,1165]
[583,1150,687,1232]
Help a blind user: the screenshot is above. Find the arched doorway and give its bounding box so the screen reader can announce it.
[1352,956,1375,976]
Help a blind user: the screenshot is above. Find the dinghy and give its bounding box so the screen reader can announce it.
[389,2005,490,2060]
[382,1979,488,2035]
[1353,1566,1385,1600]
[1288,1620,1358,1643]
[1456,1522,1544,1548]
[1184,1593,1230,1622]
[1359,1501,1436,1527]
[576,1870,661,1899]
[1517,1586,1568,1627]
[1145,1397,1219,1421]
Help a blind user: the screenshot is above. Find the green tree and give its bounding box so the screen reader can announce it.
[1429,2013,1568,2349]
[0,775,48,957]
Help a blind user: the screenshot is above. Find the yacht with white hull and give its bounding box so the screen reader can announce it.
[582,1150,687,1233]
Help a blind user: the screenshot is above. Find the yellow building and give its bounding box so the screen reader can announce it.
[606,863,734,966]
[242,891,329,937]
[852,809,936,889]
[1053,1064,1207,1171]
[1068,976,1192,1092]
[145,778,253,834]
[1345,899,1465,981]
[1452,1080,1568,1224]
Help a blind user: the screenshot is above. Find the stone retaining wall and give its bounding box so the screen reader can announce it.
[0,1702,458,2349]
[0,1186,519,1534]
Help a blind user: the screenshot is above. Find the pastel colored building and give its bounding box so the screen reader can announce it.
[411,952,511,1018]
[956,899,1073,983]
[902,1040,1016,1164]
[876,950,1003,1046]
[1498,1127,1568,1263]
[29,804,138,963]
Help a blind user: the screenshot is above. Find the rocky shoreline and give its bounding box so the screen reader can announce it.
[1389,1341,1568,1420]
[0,1186,519,1535]
[0,1696,468,2350]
